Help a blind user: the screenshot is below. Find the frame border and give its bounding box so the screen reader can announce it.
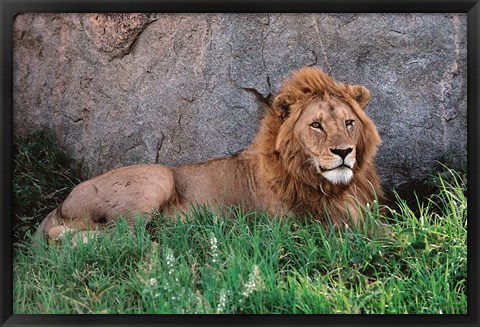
[1,1,478,326]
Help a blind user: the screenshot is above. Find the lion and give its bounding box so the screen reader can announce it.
[34,66,383,242]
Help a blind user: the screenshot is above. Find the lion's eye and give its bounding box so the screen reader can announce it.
[310,122,323,130]
[345,120,355,128]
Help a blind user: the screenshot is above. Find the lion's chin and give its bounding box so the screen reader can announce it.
[320,166,353,185]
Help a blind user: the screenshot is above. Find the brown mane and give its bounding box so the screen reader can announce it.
[246,67,383,225]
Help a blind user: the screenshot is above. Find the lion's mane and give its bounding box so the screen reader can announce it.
[248,67,383,225]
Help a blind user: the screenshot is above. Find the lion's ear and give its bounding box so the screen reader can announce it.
[349,85,371,109]
[272,93,295,119]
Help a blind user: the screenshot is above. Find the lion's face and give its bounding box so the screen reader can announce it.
[272,69,380,188]
[295,97,360,185]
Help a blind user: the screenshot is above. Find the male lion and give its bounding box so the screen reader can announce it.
[35,67,383,242]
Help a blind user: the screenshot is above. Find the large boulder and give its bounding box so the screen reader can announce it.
[13,13,467,194]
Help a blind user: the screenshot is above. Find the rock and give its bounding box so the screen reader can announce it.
[13,13,467,194]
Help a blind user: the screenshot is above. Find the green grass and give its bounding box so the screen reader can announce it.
[13,130,82,241]
[12,130,467,314]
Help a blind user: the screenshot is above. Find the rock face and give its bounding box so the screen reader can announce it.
[13,13,467,194]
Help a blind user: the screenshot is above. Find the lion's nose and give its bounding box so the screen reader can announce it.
[330,147,353,160]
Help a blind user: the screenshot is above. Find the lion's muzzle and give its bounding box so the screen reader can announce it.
[313,146,356,185]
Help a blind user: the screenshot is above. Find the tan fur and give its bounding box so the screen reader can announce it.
[35,67,383,242]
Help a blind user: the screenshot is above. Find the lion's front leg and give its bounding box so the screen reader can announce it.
[35,164,176,244]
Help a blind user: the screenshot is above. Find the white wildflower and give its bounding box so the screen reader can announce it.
[147,278,157,286]
[241,265,264,298]
[166,248,175,275]
[209,233,219,264]
[216,289,228,314]
[163,281,171,292]
[140,275,159,295]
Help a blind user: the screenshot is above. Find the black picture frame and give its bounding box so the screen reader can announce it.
[1,1,478,326]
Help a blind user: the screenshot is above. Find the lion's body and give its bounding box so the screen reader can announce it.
[36,67,383,242]
[171,156,279,215]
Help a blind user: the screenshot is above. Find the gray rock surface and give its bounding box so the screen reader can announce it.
[13,13,467,194]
